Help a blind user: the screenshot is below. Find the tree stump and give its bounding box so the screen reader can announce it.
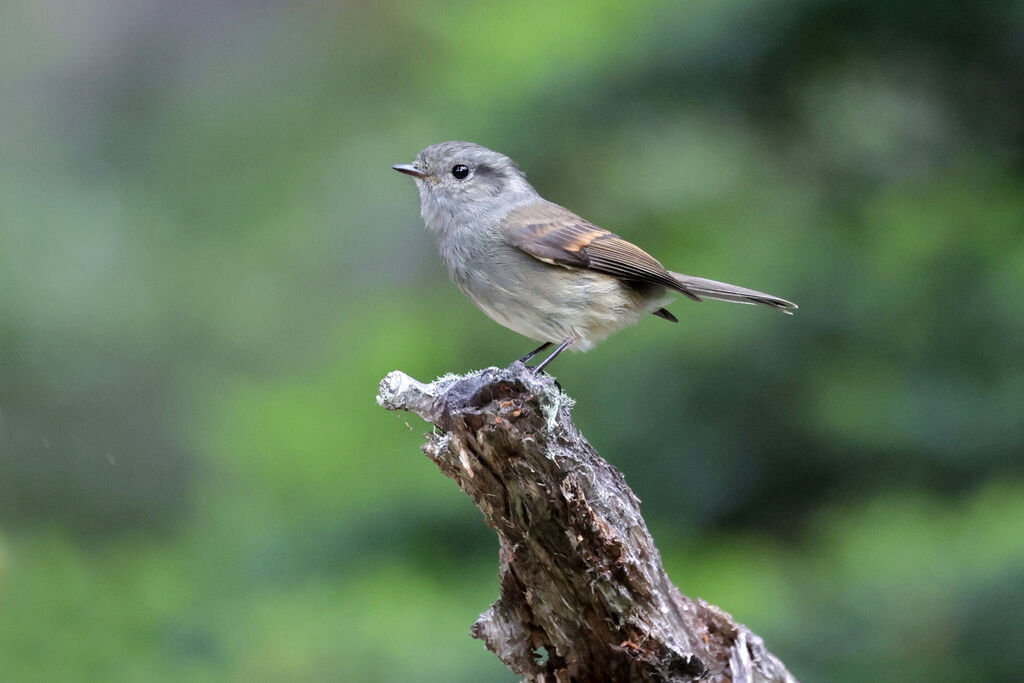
[377,363,797,683]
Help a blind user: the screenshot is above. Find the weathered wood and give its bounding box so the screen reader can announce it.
[377,364,797,683]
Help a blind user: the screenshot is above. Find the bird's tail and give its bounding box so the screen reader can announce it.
[669,272,797,314]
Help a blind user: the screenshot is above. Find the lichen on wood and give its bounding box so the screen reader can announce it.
[377,363,797,683]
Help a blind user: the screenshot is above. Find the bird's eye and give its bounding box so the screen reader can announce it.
[451,164,469,180]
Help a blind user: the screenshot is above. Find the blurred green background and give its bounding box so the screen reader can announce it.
[2,1,1023,680]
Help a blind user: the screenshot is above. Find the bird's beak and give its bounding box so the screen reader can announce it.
[392,163,427,179]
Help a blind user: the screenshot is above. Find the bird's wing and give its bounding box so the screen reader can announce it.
[503,203,701,301]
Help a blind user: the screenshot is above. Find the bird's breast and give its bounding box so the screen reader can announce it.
[435,234,672,350]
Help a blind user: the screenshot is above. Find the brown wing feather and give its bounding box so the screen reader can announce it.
[503,203,702,301]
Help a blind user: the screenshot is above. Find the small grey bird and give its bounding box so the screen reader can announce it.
[393,141,796,372]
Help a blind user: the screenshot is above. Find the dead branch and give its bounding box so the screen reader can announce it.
[377,364,797,683]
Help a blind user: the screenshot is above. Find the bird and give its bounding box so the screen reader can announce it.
[393,141,796,372]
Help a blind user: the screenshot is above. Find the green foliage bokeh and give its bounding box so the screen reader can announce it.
[1,1,1023,680]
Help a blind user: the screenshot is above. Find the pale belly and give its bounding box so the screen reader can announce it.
[447,245,673,351]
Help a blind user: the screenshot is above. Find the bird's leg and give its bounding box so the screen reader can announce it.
[517,342,552,364]
[532,337,574,374]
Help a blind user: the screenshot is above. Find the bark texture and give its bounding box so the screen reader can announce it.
[377,364,797,683]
